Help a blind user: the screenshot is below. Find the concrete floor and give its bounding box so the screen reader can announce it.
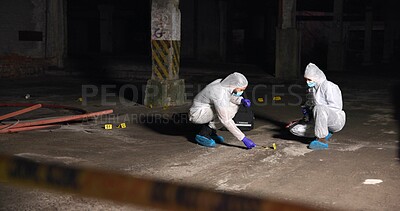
[0,64,399,211]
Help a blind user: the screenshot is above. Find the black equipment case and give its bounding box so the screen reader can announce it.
[232,104,255,131]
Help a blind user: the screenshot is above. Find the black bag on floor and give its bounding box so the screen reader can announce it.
[233,104,255,131]
[220,104,255,131]
[219,104,255,132]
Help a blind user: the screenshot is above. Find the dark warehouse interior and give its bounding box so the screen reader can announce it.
[1,0,400,210]
[1,0,399,76]
[64,0,399,74]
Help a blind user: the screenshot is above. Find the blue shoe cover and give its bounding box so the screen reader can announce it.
[325,132,333,141]
[309,140,328,149]
[195,135,216,147]
[210,134,224,143]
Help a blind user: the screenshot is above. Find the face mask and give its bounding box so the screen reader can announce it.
[307,81,316,88]
[233,91,243,97]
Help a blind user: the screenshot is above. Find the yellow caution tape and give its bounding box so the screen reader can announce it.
[0,154,321,211]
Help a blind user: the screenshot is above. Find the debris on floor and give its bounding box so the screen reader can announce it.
[0,103,113,134]
[363,179,383,185]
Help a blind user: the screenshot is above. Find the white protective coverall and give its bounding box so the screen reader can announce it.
[189,72,248,141]
[290,63,346,139]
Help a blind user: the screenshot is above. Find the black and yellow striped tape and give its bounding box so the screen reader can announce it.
[0,154,321,211]
[151,40,181,81]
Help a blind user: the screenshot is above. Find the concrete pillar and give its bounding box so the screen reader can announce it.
[362,4,373,65]
[275,0,300,79]
[46,0,66,68]
[382,12,394,63]
[382,0,396,63]
[327,0,345,71]
[219,1,228,62]
[144,0,186,107]
[98,5,114,53]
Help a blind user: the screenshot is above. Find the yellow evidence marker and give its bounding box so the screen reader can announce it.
[117,123,127,128]
[273,96,281,101]
[104,124,113,130]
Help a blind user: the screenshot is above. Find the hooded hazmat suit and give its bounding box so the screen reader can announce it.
[189,72,248,141]
[290,63,346,139]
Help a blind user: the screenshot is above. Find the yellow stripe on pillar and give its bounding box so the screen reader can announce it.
[151,40,180,80]
[152,48,169,80]
[171,40,180,77]
[151,40,169,79]
[151,41,164,80]
[157,40,170,78]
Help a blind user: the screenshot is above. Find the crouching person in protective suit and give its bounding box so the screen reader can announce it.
[289,63,346,149]
[189,72,256,149]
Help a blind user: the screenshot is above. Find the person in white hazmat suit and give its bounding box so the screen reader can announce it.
[189,72,256,149]
[289,63,346,149]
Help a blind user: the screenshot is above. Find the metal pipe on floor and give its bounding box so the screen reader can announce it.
[0,104,42,121]
[0,124,60,134]
[0,109,113,130]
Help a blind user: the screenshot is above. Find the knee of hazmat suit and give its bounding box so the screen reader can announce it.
[189,72,248,141]
[304,63,346,137]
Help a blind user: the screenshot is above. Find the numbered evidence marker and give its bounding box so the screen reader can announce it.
[104,124,113,130]
[117,123,127,129]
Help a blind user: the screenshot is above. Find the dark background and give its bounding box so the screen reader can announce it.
[0,0,398,77]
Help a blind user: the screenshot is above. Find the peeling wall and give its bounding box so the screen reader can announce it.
[151,0,180,41]
[0,0,46,57]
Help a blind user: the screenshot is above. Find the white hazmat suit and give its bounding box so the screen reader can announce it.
[290,63,346,139]
[189,72,248,141]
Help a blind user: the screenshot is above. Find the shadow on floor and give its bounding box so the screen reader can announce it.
[218,142,247,149]
[140,112,247,149]
[392,83,400,162]
[254,112,312,145]
[139,113,196,140]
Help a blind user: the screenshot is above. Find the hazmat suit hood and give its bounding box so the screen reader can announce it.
[304,63,327,87]
[220,72,248,91]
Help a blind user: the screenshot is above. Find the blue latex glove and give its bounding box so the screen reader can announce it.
[242,137,256,149]
[241,98,251,107]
